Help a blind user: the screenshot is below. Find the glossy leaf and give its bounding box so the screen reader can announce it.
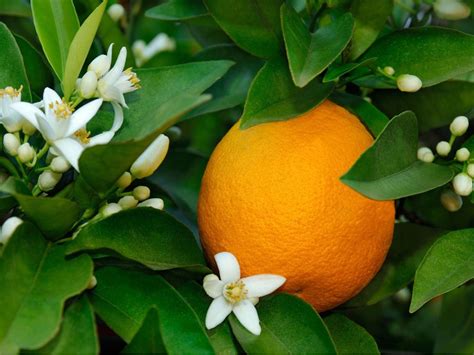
[0,223,93,353]
[146,0,207,20]
[241,58,334,129]
[323,57,376,83]
[204,0,283,58]
[62,1,106,99]
[281,4,354,87]
[122,308,166,354]
[229,293,337,354]
[90,267,214,353]
[410,229,474,312]
[67,208,205,270]
[341,111,455,200]
[324,314,379,354]
[31,0,80,79]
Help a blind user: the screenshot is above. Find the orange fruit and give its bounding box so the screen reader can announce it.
[198,100,395,312]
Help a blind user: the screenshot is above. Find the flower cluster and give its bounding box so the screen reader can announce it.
[379,66,423,93]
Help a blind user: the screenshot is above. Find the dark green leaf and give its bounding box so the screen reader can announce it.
[410,229,474,312]
[67,208,205,271]
[229,293,337,354]
[241,57,334,129]
[146,0,208,20]
[185,15,231,47]
[323,57,376,83]
[204,0,283,58]
[0,0,31,17]
[281,4,354,87]
[31,0,80,79]
[324,314,379,354]
[90,267,214,353]
[341,111,455,200]
[122,308,166,354]
[0,223,93,353]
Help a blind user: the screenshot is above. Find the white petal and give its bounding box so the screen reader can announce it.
[205,296,232,330]
[53,138,84,171]
[65,99,103,137]
[248,297,259,306]
[233,300,261,335]
[102,47,127,84]
[111,102,124,132]
[215,252,240,283]
[9,102,43,130]
[87,131,114,146]
[43,88,62,118]
[242,274,286,298]
[37,116,57,142]
[203,274,224,299]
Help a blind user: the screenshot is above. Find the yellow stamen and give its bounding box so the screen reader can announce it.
[223,280,248,304]
[74,129,91,144]
[125,68,141,88]
[50,100,74,119]
[0,85,23,98]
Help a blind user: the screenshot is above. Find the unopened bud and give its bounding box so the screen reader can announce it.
[87,275,97,289]
[88,54,110,77]
[133,186,150,201]
[79,71,98,99]
[434,0,471,20]
[0,216,23,244]
[101,203,122,217]
[450,116,469,136]
[38,171,62,191]
[440,190,463,212]
[467,163,474,177]
[436,141,451,157]
[138,198,164,210]
[50,156,71,173]
[116,171,132,189]
[453,172,473,196]
[3,133,20,156]
[108,4,125,22]
[17,143,35,163]
[131,134,170,179]
[383,66,395,76]
[397,74,422,92]
[118,195,138,209]
[456,147,470,162]
[417,147,434,163]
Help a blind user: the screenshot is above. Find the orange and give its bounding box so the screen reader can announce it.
[198,100,395,312]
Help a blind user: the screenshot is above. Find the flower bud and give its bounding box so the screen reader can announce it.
[440,190,463,212]
[17,143,35,163]
[436,141,451,157]
[417,147,434,163]
[133,186,150,201]
[138,198,164,210]
[3,133,20,156]
[101,203,122,217]
[383,66,395,76]
[0,216,23,244]
[434,0,471,20]
[87,275,97,289]
[467,163,474,178]
[50,156,71,173]
[396,74,422,92]
[107,3,125,22]
[79,71,98,99]
[22,120,36,135]
[88,54,110,77]
[132,40,146,58]
[116,171,132,189]
[453,172,473,196]
[38,171,62,192]
[450,115,469,136]
[456,147,470,162]
[131,134,170,179]
[118,195,138,209]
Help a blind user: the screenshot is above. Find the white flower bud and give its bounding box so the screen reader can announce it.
[138,198,164,210]
[132,40,146,58]
[3,133,20,156]
[17,143,35,163]
[118,195,138,209]
[88,54,110,77]
[440,190,463,212]
[453,172,473,196]
[434,0,471,20]
[108,4,125,22]
[436,141,451,157]
[0,216,23,244]
[450,116,469,136]
[101,202,122,217]
[131,134,170,179]
[116,171,132,189]
[397,74,422,92]
[79,71,98,99]
[383,66,395,76]
[417,147,434,163]
[456,147,470,162]
[467,163,474,178]
[50,156,71,173]
[87,275,97,289]
[38,171,62,192]
[133,186,150,201]
[22,120,36,135]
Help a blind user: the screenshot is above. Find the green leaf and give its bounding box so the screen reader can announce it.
[341,111,455,200]
[67,208,205,271]
[240,57,334,129]
[0,223,93,353]
[0,0,31,17]
[0,22,31,101]
[37,296,99,355]
[371,81,474,133]
[31,0,80,80]
[122,308,166,354]
[324,314,379,354]
[229,293,337,354]
[348,0,392,60]
[146,0,208,20]
[323,57,376,83]
[62,1,106,99]
[346,223,443,307]
[434,285,474,354]
[410,229,474,313]
[90,266,214,353]
[281,4,354,87]
[359,27,474,88]
[204,0,283,58]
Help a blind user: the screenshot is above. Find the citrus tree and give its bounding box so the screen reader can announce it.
[0,0,473,354]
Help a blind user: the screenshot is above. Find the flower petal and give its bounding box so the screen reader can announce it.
[203,274,224,299]
[233,299,261,335]
[43,87,62,118]
[215,252,240,283]
[205,296,232,330]
[242,274,286,298]
[37,116,57,142]
[102,46,127,84]
[111,102,124,132]
[53,138,84,171]
[65,99,103,137]
[9,102,43,130]
[87,131,114,146]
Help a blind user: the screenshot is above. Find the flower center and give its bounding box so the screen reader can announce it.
[125,68,141,89]
[74,129,91,144]
[49,100,74,120]
[0,85,22,98]
[223,280,248,304]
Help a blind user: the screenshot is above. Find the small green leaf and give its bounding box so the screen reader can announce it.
[281,4,354,87]
[0,223,93,353]
[241,57,334,129]
[341,111,455,200]
[67,208,205,271]
[0,0,31,17]
[204,0,283,58]
[229,293,337,354]
[324,314,379,354]
[410,229,474,313]
[122,308,166,354]
[31,0,80,80]
[62,1,107,99]
[323,57,376,83]
[146,0,208,20]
